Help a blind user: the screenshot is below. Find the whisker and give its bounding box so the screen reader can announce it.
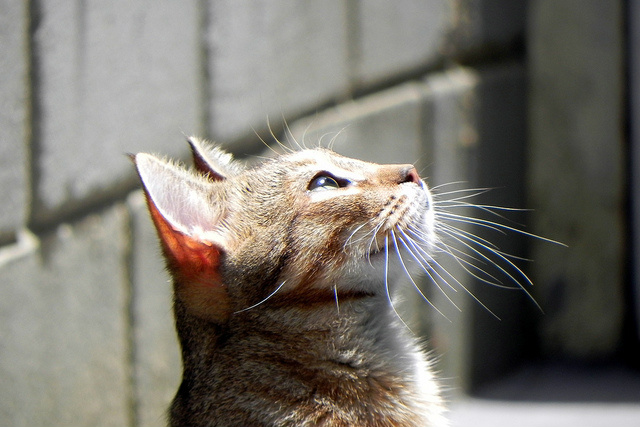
[251,122,283,155]
[428,181,472,192]
[399,228,500,319]
[391,230,450,319]
[267,117,298,153]
[400,228,461,291]
[436,210,565,247]
[430,233,520,290]
[436,211,510,236]
[435,200,529,213]
[366,222,386,262]
[435,221,502,252]
[428,255,502,319]
[344,220,377,253]
[234,280,288,313]
[397,230,461,312]
[438,227,542,311]
[384,234,412,331]
[437,225,526,283]
[438,223,533,263]
[435,202,531,233]
[407,227,500,286]
[432,188,493,200]
[282,114,306,151]
[327,126,349,151]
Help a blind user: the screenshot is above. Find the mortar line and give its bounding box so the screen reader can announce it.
[124,205,140,427]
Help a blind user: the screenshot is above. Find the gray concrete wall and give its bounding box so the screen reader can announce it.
[0,1,629,426]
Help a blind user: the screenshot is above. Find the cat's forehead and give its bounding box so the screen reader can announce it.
[279,148,374,178]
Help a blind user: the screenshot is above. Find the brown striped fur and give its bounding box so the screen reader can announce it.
[134,138,447,426]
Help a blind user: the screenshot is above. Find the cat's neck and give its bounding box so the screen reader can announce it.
[177,291,403,370]
[172,291,442,426]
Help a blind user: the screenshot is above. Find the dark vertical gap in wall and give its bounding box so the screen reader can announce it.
[623,0,640,369]
[26,0,41,232]
[344,0,360,97]
[198,0,213,139]
[124,207,140,427]
[467,69,532,390]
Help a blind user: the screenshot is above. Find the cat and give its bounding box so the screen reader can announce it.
[134,136,452,426]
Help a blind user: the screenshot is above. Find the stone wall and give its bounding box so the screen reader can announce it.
[0,1,628,426]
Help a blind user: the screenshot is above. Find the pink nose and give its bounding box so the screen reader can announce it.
[400,166,422,186]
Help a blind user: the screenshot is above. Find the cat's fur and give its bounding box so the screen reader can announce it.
[134,137,447,427]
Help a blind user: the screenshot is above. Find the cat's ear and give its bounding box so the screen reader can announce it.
[187,136,244,181]
[134,153,231,322]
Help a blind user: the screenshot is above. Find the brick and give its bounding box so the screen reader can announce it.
[353,0,453,87]
[288,82,426,165]
[0,0,29,240]
[353,0,527,88]
[32,0,200,224]
[528,0,625,360]
[128,191,181,427]
[206,0,350,144]
[0,206,129,427]
[450,0,527,56]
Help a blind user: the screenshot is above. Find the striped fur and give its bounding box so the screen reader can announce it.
[134,138,447,427]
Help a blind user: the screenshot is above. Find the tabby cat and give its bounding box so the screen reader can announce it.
[134,137,451,426]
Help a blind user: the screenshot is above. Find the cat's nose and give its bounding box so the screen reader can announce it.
[399,166,422,186]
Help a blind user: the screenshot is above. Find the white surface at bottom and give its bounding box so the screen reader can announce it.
[449,399,640,427]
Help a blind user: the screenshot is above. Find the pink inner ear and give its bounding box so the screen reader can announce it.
[145,192,231,322]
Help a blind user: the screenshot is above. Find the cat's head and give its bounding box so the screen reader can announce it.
[134,137,435,322]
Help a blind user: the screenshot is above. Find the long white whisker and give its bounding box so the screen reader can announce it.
[400,228,461,292]
[344,220,378,253]
[436,221,502,250]
[282,114,305,151]
[428,181,473,192]
[328,126,349,151]
[433,188,493,201]
[430,234,521,290]
[429,256,502,319]
[233,281,288,314]
[438,225,528,284]
[407,226,498,285]
[391,230,450,319]
[400,228,500,318]
[405,228,513,300]
[251,121,284,155]
[437,211,565,247]
[439,228,542,311]
[409,224,491,266]
[268,116,298,152]
[366,222,386,263]
[435,200,529,213]
[384,234,412,330]
[436,211,509,236]
[437,221,532,263]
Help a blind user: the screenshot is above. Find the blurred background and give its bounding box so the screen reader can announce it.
[1,1,638,426]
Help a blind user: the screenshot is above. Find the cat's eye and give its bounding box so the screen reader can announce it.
[308,173,347,192]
